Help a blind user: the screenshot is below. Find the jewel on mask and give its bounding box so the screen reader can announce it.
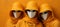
[41,12,48,20]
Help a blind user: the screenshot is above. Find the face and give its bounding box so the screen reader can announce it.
[41,12,48,20]
[12,10,22,18]
[25,10,37,18]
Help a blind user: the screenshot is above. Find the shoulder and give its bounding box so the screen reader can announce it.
[52,18,60,25]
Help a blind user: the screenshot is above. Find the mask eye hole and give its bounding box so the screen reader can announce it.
[33,10,37,12]
[12,10,15,12]
[40,12,48,15]
[12,10,22,12]
[27,10,37,12]
[17,10,22,12]
[26,9,30,11]
[25,9,38,14]
[25,10,29,13]
[44,12,48,14]
[17,11,20,12]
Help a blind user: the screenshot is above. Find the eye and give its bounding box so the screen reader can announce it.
[25,9,30,13]
[29,10,37,12]
[17,10,22,12]
[12,10,16,12]
[26,9,30,11]
[33,10,37,12]
[44,12,48,14]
